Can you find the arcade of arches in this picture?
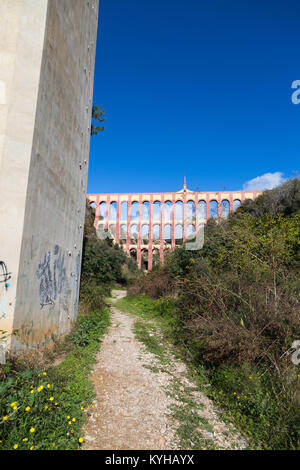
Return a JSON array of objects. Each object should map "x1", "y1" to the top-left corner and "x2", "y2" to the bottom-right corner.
[{"x1": 87, "y1": 179, "x2": 262, "y2": 270}]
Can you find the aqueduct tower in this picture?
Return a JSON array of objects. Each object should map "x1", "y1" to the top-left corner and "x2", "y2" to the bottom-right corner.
[{"x1": 87, "y1": 178, "x2": 262, "y2": 269}]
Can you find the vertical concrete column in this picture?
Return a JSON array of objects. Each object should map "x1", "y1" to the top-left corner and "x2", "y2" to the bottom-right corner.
[
  {"x1": 160, "y1": 194, "x2": 164, "y2": 264},
  {"x1": 171, "y1": 193, "x2": 175, "y2": 249},
  {"x1": 116, "y1": 195, "x2": 120, "y2": 244},
  {"x1": 206, "y1": 193, "x2": 210, "y2": 220},
  {"x1": 126, "y1": 195, "x2": 132, "y2": 255},
  {"x1": 148, "y1": 195, "x2": 153, "y2": 270}
]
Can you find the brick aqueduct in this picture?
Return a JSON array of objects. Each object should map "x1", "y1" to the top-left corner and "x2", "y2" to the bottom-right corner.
[{"x1": 87, "y1": 178, "x2": 262, "y2": 270}]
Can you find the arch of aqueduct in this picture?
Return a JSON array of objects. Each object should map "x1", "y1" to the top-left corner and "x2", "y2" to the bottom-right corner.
[{"x1": 87, "y1": 178, "x2": 262, "y2": 270}]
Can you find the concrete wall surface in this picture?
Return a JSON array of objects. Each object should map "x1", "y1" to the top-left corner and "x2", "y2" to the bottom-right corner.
[{"x1": 0, "y1": 0, "x2": 99, "y2": 359}]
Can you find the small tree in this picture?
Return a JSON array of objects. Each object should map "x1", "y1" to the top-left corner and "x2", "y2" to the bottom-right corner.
[{"x1": 91, "y1": 105, "x2": 106, "y2": 135}]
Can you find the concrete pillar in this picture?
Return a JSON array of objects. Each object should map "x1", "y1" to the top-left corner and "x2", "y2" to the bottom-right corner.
[{"x1": 0, "y1": 0, "x2": 99, "y2": 359}]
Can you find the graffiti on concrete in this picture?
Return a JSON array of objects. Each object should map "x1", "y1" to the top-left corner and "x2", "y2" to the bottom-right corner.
[
  {"x1": 0, "y1": 261, "x2": 11, "y2": 320},
  {"x1": 0, "y1": 261, "x2": 11, "y2": 289},
  {"x1": 36, "y1": 246, "x2": 66, "y2": 308},
  {"x1": 0, "y1": 298, "x2": 8, "y2": 320}
]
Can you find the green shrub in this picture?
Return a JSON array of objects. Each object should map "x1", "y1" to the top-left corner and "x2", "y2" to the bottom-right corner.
[
  {"x1": 0, "y1": 306, "x2": 109, "y2": 450},
  {"x1": 128, "y1": 179, "x2": 300, "y2": 449}
]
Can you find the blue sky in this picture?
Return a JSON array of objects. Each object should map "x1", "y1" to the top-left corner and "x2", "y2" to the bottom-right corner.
[{"x1": 87, "y1": 0, "x2": 300, "y2": 194}]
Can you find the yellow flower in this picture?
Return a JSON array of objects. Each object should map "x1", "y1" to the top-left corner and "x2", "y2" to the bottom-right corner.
[
  {"x1": 13, "y1": 406, "x2": 17, "y2": 410},
  {"x1": 45, "y1": 405, "x2": 48, "y2": 410},
  {"x1": 233, "y1": 392, "x2": 236, "y2": 395},
  {"x1": 47, "y1": 384, "x2": 51, "y2": 389},
  {"x1": 30, "y1": 446, "x2": 35, "y2": 450},
  {"x1": 67, "y1": 416, "x2": 70, "y2": 419},
  {"x1": 78, "y1": 437, "x2": 84, "y2": 443},
  {"x1": 29, "y1": 427, "x2": 35, "y2": 433},
  {"x1": 25, "y1": 406, "x2": 30, "y2": 412},
  {"x1": 38, "y1": 374, "x2": 40, "y2": 377},
  {"x1": 72, "y1": 418, "x2": 76, "y2": 422},
  {"x1": 71, "y1": 430, "x2": 74, "y2": 434},
  {"x1": 55, "y1": 402, "x2": 58, "y2": 406},
  {"x1": 80, "y1": 407, "x2": 84, "y2": 410},
  {"x1": 43, "y1": 372, "x2": 47, "y2": 376},
  {"x1": 13, "y1": 444, "x2": 18, "y2": 450},
  {"x1": 248, "y1": 376, "x2": 252, "y2": 380},
  {"x1": 91, "y1": 405, "x2": 95, "y2": 408},
  {"x1": 30, "y1": 385, "x2": 33, "y2": 389},
  {"x1": 2, "y1": 416, "x2": 8, "y2": 421},
  {"x1": 30, "y1": 390, "x2": 34, "y2": 394},
  {"x1": 22, "y1": 438, "x2": 28, "y2": 442},
  {"x1": 10, "y1": 402, "x2": 17, "y2": 407},
  {"x1": 68, "y1": 421, "x2": 72, "y2": 425},
  {"x1": 49, "y1": 397, "x2": 54, "y2": 402},
  {"x1": 37, "y1": 385, "x2": 44, "y2": 392}
]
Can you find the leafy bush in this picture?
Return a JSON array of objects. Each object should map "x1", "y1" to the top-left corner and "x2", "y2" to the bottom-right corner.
[
  {"x1": 129, "y1": 179, "x2": 300, "y2": 449},
  {"x1": 81, "y1": 202, "x2": 138, "y2": 290},
  {"x1": 0, "y1": 307, "x2": 109, "y2": 450}
]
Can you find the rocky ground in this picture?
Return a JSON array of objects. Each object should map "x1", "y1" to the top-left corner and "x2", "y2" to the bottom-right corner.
[{"x1": 82, "y1": 290, "x2": 248, "y2": 450}]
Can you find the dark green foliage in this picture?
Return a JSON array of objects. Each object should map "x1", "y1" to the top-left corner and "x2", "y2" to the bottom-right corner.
[
  {"x1": 80, "y1": 202, "x2": 138, "y2": 297},
  {"x1": 237, "y1": 178, "x2": 300, "y2": 217},
  {"x1": 129, "y1": 178, "x2": 300, "y2": 449},
  {"x1": 90, "y1": 105, "x2": 106, "y2": 135}
]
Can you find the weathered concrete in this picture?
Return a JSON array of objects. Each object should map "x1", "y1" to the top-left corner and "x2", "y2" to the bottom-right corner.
[{"x1": 0, "y1": 0, "x2": 99, "y2": 360}]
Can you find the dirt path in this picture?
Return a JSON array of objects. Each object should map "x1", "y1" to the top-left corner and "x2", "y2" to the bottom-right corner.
[{"x1": 82, "y1": 290, "x2": 248, "y2": 450}]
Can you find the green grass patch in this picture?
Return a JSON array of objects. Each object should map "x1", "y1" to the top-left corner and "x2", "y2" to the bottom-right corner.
[
  {"x1": 133, "y1": 321, "x2": 165, "y2": 359},
  {"x1": 205, "y1": 364, "x2": 300, "y2": 450},
  {"x1": 116, "y1": 294, "x2": 179, "y2": 338},
  {"x1": 0, "y1": 306, "x2": 109, "y2": 450}
]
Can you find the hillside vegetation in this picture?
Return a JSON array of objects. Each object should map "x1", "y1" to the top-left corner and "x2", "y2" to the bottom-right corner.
[
  {"x1": 128, "y1": 179, "x2": 300, "y2": 449},
  {"x1": 80, "y1": 202, "x2": 138, "y2": 310}
]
